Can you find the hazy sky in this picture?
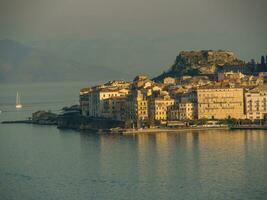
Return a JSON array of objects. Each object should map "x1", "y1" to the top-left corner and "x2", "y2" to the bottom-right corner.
[
  {"x1": 0, "y1": 0, "x2": 267, "y2": 76},
  {"x1": 0, "y1": 0, "x2": 266, "y2": 41}
]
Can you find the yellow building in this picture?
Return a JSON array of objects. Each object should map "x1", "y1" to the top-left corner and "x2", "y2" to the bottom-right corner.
[
  {"x1": 126, "y1": 90, "x2": 148, "y2": 128},
  {"x1": 245, "y1": 85, "x2": 267, "y2": 120},
  {"x1": 149, "y1": 92, "x2": 175, "y2": 123},
  {"x1": 197, "y1": 87, "x2": 244, "y2": 119},
  {"x1": 168, "y1": 90, "x2": 197, "y2": 120},
  {"x1": 169, "y1": 102, "x2": 196, "y2": 120},
  {"x1": 178, "y1": 102, "x2": 196, "y2": 120}
]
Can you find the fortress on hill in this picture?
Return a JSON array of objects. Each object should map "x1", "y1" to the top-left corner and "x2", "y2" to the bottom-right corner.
[{"x1": 154, "y1": 50, "x2": 255, "y2": 81}]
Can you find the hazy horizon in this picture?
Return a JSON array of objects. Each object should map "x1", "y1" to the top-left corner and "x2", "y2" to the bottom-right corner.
[{"x1": 0, "y1": 0, "x2": 267, "y2": 80}]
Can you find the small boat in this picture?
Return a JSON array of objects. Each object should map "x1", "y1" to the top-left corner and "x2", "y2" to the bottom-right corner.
[{"x1": 16, "y1": 92, "x2": 22, "y2": 109}]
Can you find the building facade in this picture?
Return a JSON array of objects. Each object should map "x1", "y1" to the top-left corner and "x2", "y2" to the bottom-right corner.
[
  {"x1": 245, "y1": 86, "x2": 267, "y2": 120},
  {"x1": 148, "y1": 92, "x2": 175, "y2": 123},
  {"x1": 197, "y1": 87, "x2": 245, "y2": 119},
  {"x1": 178, "y1": 102, "x2": 197, "y2": 120},
  {"x1": 102, "y1": 96, "x2": 127, "y2": 121},
  {"x1": 169, "y1": 102, "x2": 197, "y2": 120},
  {"x1": 163, "y1": 77, "x2": 176, "y2": 85},
  {"x1": 79, "y1": 87, "x2": 91, "y2": 116},
  {"x1": 126, "y1": 90, "x2": 148, "y2": 128},
  {"x1": 88, "y1": 88, "x2": 129, "y2": 118}
]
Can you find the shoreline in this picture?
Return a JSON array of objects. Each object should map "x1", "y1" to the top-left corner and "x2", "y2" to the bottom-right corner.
[
  {"x1": 3, "y1": 119, "x2": 267, "y2": 134},
  {"x1": 1, "y1": 120, "x2": 32, "y2": 124},
  {"x1": 1, "y1": 119, "x2": 57, "y2": 126},
  {"x1": 112, "y1": 126, "x2": 230, "y2": 134}
]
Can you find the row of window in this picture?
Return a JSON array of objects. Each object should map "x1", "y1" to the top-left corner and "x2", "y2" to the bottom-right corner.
[
  {"x1": 155, "y1": 112, "x2": 167, "y2": 115},
  {"x1": 102, "y1": 93, "x2": 124, "y2": 98},
  {"x1": 139, "y1": 102, "x2": 147, "y2": 106}
]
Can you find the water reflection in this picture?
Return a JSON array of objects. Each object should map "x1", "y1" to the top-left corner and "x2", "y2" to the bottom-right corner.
[
  {"x1": 2, "y1": 82, "x2": 265, "y2": 199},
  {"x1": 75, "y1": 130, "x2": 267, "y2": 199},
  {"x1": 4, "y1": 126, "x2": 263, "y2": 200}
]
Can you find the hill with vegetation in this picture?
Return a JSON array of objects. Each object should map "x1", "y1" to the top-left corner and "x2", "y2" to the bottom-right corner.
[{"x1": 154, "y1": 50, "x2": 247, "y2": 81}]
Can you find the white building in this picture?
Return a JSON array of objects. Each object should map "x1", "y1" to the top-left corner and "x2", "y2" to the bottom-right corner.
[
  {"x1": 245, "y1": 85, "x2": 267, "y2": 120},
  {"x1": 79, "y1": 87, "x2": 91, "y2": 116},
  {"x1": 88, "y1": 88, "x2": 129, "y2": 118}
]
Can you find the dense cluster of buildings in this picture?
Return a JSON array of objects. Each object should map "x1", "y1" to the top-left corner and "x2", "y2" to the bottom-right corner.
[{"x1": 80, "y1": 72, "x2": 267, "y2": 128}]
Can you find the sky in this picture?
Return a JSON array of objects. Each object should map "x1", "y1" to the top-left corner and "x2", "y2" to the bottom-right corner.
[
  {"x1": 0, "y1": 0, "x2": 266, "y2": 40},
  {"x1": 0, "y1": 0, "x2": 267, "y2": 75}
]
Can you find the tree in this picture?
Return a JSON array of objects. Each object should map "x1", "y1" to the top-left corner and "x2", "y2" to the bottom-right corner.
[
  {"x1": 249, "y1": 59, "x2": 257, "y2": 73},
  {"x1": 261, "y1": 55, "x2": 265, "y2": 66},
  {"x1": 260, "y1": 56, "x2": 265, "y2": 71}
]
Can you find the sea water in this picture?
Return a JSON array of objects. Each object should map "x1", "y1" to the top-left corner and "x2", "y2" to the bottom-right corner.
[{"x1": 0, "y1": 82, "x2": 266, "y2": 200}]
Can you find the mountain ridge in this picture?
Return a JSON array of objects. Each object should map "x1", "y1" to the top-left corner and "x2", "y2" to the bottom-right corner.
[{"x1": 0, "y1": 39, "x2": 130, "y2": 83}]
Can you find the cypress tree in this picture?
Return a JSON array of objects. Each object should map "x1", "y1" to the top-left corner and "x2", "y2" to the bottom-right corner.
[
  {"x1": 261, "y1": 55, "x2": 265, "y2": 66},
  {"x1": 251, "y1": 59, "x2": 256, "y2": 65},
  {"x1": 260, "y1": 56, "x2": 265, "y2": 71},
  {"x1": 250, "y1": 59, "x2": 257, "y2": 73}
]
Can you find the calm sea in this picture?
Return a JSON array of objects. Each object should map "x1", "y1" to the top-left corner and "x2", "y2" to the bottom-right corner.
[{"x1": 0, "y1": 82, "x2": 266, "y2": 200}]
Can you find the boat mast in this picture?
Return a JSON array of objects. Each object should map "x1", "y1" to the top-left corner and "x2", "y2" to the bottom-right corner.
[{"x1": 16, "y1": 92, "x2": 20, "y2": 105}]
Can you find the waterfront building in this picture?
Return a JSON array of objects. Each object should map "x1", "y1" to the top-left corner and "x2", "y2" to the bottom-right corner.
[
  {"x1": 168, "y1": 103, "x2": 180, "y2": 120},
  {"x1": 126, "y1": 89, "x2": 148, "y2": 128},
  {"x1": 197, "y1": 87, "x2": 245, "y2": 119},
  {"x1": 102, "y1": 96, "x2": 127, "y2": 121},
  {"x1": 178, "y1": 102, "x2": 197, "y2": 120},
  {"x1": 245, "y1": 85, "x2": 267, "y2": 120},
  {"x1": 79, "y1": 87, "x2": 91, "y2": 116},
  {"x1": 148, "y1": 91, "x2": 175, "y2": 124},
  {"x1": 169, "y1": 90, "x2": 197, "y2": 120},
  {"x1": 88, "y1": 87, "x2": 129, "y2": 118},
  {"x1": 169, "y1": 101, "x2": 197, "y2": 121}
]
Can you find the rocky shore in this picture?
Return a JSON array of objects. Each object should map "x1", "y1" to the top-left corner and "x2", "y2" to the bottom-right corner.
[{"x1": 1, "y1": 106, "x2": 125, "y2": 132}]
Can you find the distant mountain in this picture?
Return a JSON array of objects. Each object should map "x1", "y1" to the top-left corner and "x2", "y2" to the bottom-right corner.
[
  {"x1": 28, "y1": 33, "x2": 267, "y2": 78},
  {"x1": 0, "y1": 39, "x2": 130, "y2": 83},
  {"x1": 29, "y1": 38, "x2": 175, "y2": 77}
]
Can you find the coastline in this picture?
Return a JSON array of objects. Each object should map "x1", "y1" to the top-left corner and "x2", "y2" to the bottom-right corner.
[
  {"x1": 115, "y1": 126, "x2": 230, "y2": 134},
  {"x1": 1, "y1": 119, "x2": 229, "y2": 133},
  {"x1": 1, "y1": 119, "x2": 57, "y2": 125},
  {"x1": 3, "y1": 118, "x2": 267, "y2": 134}
]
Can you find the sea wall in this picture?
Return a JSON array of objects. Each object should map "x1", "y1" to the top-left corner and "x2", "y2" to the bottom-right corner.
[{"x1": 57, "y1": 114, "x2": 124, "y2": 130}]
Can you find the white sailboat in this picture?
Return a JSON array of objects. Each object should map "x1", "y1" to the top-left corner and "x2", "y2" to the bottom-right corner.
[{"x1": 16, "y1": 92, "x2": 22, "y2": 109}]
